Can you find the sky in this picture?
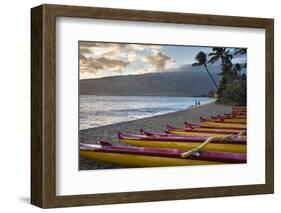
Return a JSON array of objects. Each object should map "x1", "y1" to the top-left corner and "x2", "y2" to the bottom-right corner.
[{"x1": 79, "y1": 42, "x2": 246, "y2": 79}]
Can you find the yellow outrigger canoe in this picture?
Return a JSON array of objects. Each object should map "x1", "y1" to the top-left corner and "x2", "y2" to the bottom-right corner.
[
  {"x1": 165, "y1": 125, "x2": 247, "y2": 137},
  {"x1": 185, "y1": 122, "x2": 247, "y2": 131},
  {"x1": 215, "y1": 118, "x2": 246, "y2": 123},
  {"x1": 167, "y1": 130, "x2": 246, "y2": 137},
  {"x1": 80, "y1": 142, "x2": 246, "y2": 167},
  {"x1": 167, "y1": 130, "x2": 236, "y2": 137},
  {"x1": 201, "y1": 121, "x2": 247, "y2": 128},
  {"x1": 118, "y1": 132, "x2": 247, "y2": 154},
  {"x1": 80, "y1": 149, "x2": 221, "y2": 167},
  {"x1": 211, "y1": 115, "x2": 246, "y2": 123}
]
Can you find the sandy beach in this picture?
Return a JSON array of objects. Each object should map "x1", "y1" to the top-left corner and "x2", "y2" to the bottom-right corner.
[{"x1": 79, "y1": 102, "x2": 233, "y2": 170}]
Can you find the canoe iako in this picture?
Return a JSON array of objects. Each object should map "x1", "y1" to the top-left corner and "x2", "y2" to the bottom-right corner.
[
  {"x1": 80, "y1": 142, "x2": 246, "y2": 167},
  {"x1": 118, "y1": 132, "x2": 246, "y2": 153}
]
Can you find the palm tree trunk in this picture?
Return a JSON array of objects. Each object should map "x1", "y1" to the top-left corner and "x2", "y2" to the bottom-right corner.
[{"x1": 204, "y1": 63, "x2": 218, "y2": 90}]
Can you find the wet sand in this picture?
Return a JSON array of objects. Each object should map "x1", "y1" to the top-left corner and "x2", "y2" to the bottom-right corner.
[{"x1": 79, "y1": 103, "x2": 232, "y2": 170}]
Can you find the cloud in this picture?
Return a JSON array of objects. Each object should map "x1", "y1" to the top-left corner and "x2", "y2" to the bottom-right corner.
[
  {"x1": 79, "y1": 42, "x2": 176, "y2": 79},
  {"x1": 80, "y1": 42, "x2": 126, "y2": 59},
  {"x1": 80, "y1": 55, "x2": 129, "y2": 74},
  {"x1": 144, "y1": 52, "x2": 175, "y2": 71},
  {"x1": 80, "y1": 48, "x2": 92, "y2": 55}
]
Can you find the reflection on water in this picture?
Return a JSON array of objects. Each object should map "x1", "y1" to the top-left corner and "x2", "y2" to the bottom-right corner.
[{"x1": 80, "y1": 96, "x2": 214, "y2": 130}]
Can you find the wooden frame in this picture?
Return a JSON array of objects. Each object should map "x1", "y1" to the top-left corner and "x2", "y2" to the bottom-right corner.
[{"x1": 31, "y1": 4, "x2": 274, "y2": 208}]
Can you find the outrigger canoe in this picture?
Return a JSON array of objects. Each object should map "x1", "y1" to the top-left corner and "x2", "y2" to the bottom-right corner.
[
  {"x1": 225, "y1": 112, "x2": 247, "y2": 116},
  {"x1": 210, "y1": 116, "x2": 246, "y2": 123},
  {"x1": 201, "y1": 121, "x2": 246, "y2": 128},
  {"x1": 200, "y1": 117, "x2": 246, "y2": 128},
  {"x1": 200, "y1": 117, "x2": 246, "y2": 125},
  {"x1": 185, "y1": 122, "x2": 247, "y2": 131},
  {"x1": 165, "y1": 125, "x2": 246, "y2": 137},
  {"x1": 141, "y1": 128, "x2": 238, "y2": 137},
  {"x1": 216, "y1": 115, "x2": 247, "y2": 119},
  {"x1": 118, "y1": 132, "x2": 246, "y2": 153},
  {"x1": 80, "y1": 142, "x2": 246, "y2": 167}
]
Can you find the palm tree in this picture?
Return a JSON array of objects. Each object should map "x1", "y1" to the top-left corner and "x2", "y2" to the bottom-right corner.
[
  {"x1": 208, "y1": 47, "x2": 234, "y2": 85},
  {"x1": 192, "y1": 51, "x2": 218, "y2": 90}
]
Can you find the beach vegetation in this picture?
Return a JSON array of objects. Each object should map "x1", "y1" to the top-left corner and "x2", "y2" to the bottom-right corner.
[{"x1": 193, "y1": 48, "x2": 247, "y2": 106}]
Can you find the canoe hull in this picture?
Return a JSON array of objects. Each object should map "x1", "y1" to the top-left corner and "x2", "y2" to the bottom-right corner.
[
  {"x1": 80, "y1": 150, "x2": 220, "y2": 167},
  {"x1": 120, "y1": 139, "x2": 247, "y2": 154}
]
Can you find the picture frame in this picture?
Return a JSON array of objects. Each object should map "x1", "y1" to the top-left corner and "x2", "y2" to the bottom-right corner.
[{"x1": 31, "y1": 4, "x2": 274, "y2": 208}]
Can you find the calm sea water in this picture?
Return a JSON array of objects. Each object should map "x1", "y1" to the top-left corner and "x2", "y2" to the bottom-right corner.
[{"x1": 79, "y1": 96, "x2": 215, "y2": 130}]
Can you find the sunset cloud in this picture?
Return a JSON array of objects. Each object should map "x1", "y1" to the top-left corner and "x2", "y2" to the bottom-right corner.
[{"x1": 79, "y1": 42, "x2": 176, "y2": 79}]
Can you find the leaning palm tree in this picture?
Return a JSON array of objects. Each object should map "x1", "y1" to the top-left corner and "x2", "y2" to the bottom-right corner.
[{"x1": 192, "y1": 51, "x2": 218, "y2": 89}]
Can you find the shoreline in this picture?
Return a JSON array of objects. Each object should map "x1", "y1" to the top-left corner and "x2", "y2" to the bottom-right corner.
[
  {"x1": 80, "y1": 94, "x2": 212, "y2": 97},
  {"x1": 80, "y1": 100, "x2": 214, "y2": 131},
  {"x1": 79, "y1": 102, "x2": 233, "y2": 170}
]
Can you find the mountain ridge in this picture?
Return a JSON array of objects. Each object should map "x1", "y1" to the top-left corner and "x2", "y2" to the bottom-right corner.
[{"x1": 79, "y1": 64, "x2": 221, "y2": 97}]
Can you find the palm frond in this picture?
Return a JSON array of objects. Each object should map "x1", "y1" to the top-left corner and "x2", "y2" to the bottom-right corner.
[
  {"x1": 208, "y1": 52, "x2": 217, "y2": 56},
  {"x1": 234, "y1": 48, "x2": 247, "y2": 55},
  {"x1": 208, "y1": 56, "x2": 219, "y2": 64}
]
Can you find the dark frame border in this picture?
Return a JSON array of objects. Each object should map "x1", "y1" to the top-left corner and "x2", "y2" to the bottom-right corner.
[{"x1": 31, "y1": 4, "x2": 274, "y2": 208}]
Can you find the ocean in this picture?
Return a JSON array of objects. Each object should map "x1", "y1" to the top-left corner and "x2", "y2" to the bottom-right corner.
[{"x1": 80, "y1": 95, "x2": 215, "y2": 130}]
